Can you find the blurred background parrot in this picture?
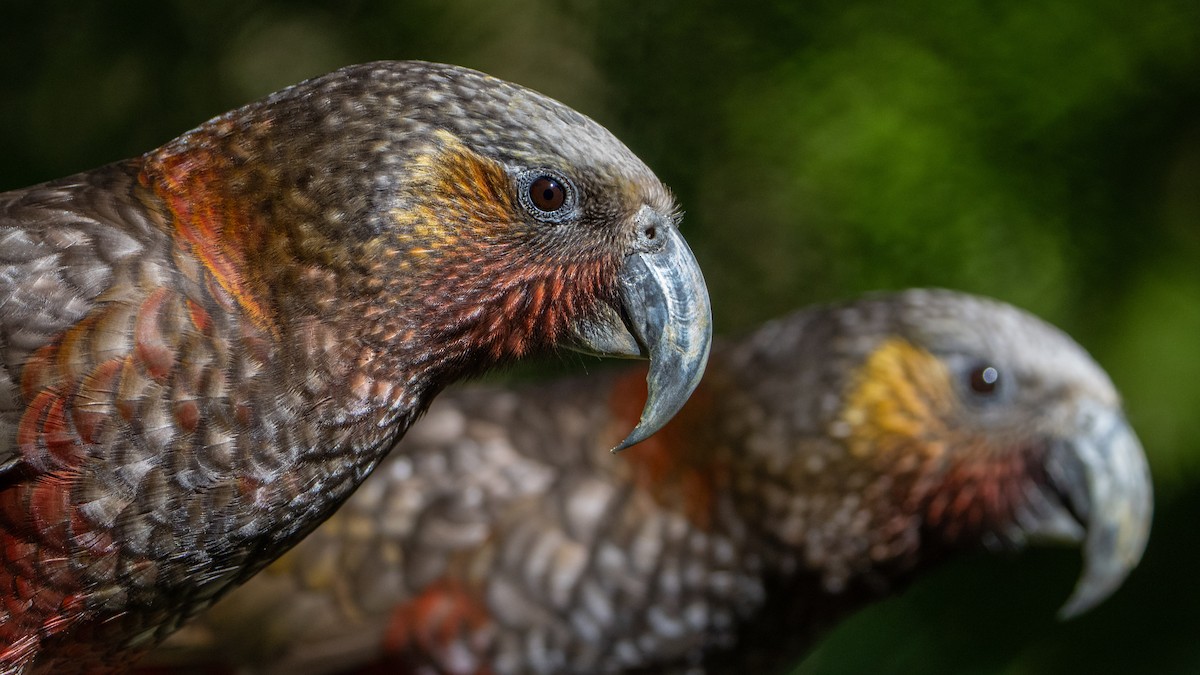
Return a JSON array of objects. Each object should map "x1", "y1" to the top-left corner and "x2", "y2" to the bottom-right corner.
[
  {"x1": 148, "y1": 289, "x2": 1151, "y2": 674},
  {"x1": 2, "y1": 0, "x2": 1197, "y2": 672},
  {"x1": 0, "y1": 61, "x2": 710, "y2": 672}
]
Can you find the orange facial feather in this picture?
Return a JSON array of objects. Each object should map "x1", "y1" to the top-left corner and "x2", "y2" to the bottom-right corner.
[{"x1": 143, "y1": 152, "x2": 276, "y2": 336}]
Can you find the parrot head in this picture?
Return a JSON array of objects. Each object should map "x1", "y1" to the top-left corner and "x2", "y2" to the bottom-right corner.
[{"x1": 142, "y1": 60, "x2": 711, "y2": 450}]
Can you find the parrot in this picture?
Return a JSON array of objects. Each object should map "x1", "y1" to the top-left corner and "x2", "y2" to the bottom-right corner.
[
  {"x1": 147, "y1": 288, "x2": 1152, "y2": 674},
  {"x1": 0, "y1": 60, "x2": 712, "y2": 673}
]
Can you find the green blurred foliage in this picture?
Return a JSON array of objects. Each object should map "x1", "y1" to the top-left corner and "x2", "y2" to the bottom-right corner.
[{"x1": 1, "y1": 0, "x2": 1198, "y2": 672}]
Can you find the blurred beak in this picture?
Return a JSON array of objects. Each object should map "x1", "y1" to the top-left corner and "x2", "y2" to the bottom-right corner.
[
  {"x1": 1021, "y1": 402, "x2": 1153, "y2": 618},
  {"x1": 569, "y1": 207, "x2": 712, "y2": 451}
]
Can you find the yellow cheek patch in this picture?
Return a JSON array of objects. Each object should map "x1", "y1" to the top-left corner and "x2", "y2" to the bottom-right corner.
[
  {"x1": 839, "y1": 338, "x2": 956, "y2": 461},
  {"x1": 396, "y1": 130, "x2": 519, "y2": 250}
]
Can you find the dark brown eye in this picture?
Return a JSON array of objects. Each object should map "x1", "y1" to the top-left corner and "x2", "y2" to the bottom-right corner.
[
  {"x1": 969, "y1": 365, "x2": 1000, "y2": 395},
  {"x1": 528, "y1": 175, "x2": 566, "y2": 213},
  {"x1": 518, "y1": 169, "x2": 575, "y2": 223}
]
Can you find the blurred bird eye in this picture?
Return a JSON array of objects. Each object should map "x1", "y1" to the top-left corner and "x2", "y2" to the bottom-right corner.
[
  {"x1": 519, "y1": 170, "x2": 575, "y2": 222},
  {"x1": 969, "y1": 364, "x2": 1000, "y2": 395},
  {"x1": 529, "y1": 176, "x2": 566, "y2": 212}
]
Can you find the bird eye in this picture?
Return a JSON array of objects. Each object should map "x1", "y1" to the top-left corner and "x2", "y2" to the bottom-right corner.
[
  {"x1": 529, "y1": 176, "x2": 566, "y2": 212},
  {"x1": 969, "y1": 364, "x2": 1000, "y2": 395},
  {"x1": 518, "y1": 170, "x2": 575, "y2": 222}
]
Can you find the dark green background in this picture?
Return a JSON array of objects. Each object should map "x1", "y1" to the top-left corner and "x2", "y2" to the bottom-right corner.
[{"x1": 2, "y1": 2, "x2": 1197, "y2": 672}]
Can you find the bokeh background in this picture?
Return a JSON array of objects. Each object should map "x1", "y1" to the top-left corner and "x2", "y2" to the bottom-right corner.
[{"x1": 2, "y1": 1, "x2": 1197, "y2": 672}]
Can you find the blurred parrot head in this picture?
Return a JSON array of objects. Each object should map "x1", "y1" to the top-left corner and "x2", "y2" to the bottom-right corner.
[{"x1": 717, "y1": 288, "x2": 1151, "y2": 617}]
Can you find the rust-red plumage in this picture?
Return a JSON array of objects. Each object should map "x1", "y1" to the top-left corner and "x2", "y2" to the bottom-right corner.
[
  {"x1": 145, "y1": 138, "x2": 276, "y2": 336},
  {"x1": 380, "y1": 580, "x2": 493, "y2": 672},
  {"x1": 610, "y1": 367, "x2": 724, "y2": 530}
]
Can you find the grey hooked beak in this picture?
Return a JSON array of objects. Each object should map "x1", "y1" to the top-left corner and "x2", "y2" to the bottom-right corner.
[
  {"x1": 1021, "y1": 403, "x2": 1153, "y2": 618},
  {"x1": 570, "y1": 206, "x2": 712, "y2": 451}
]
